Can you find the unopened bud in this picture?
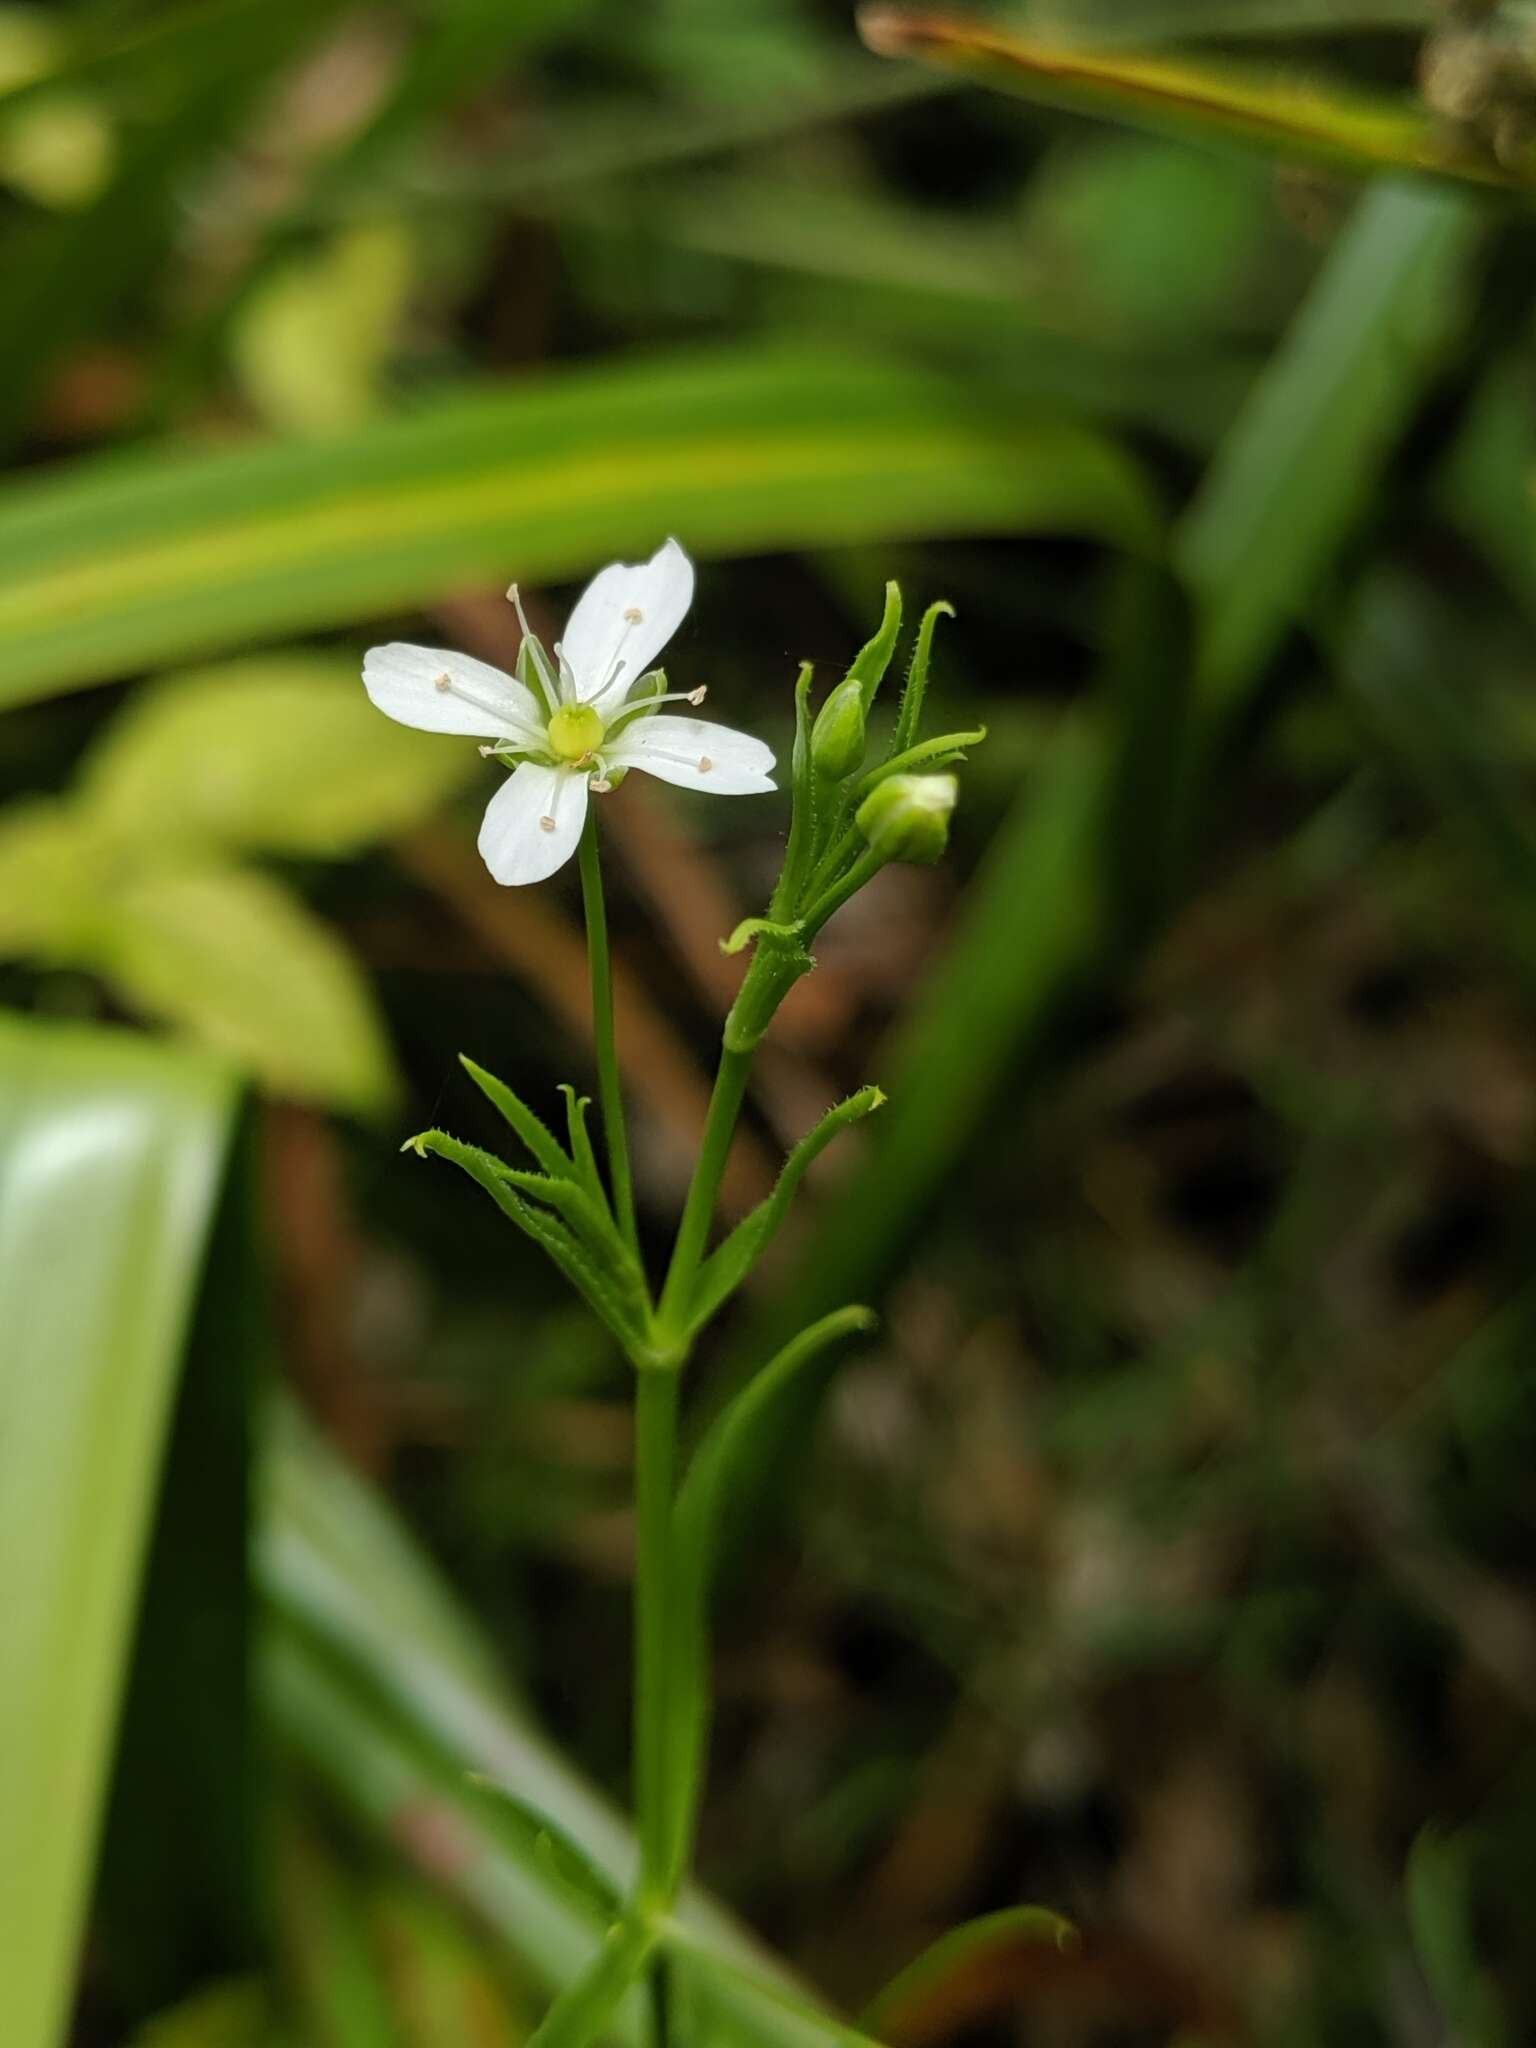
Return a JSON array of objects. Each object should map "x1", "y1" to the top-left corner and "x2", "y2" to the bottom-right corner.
[
  {"x1": 810, "y1": 676, "x2": 867, "y2": 780},
  {"x1": 855, "y1": 772, "x2": 957, "y2": 865}
]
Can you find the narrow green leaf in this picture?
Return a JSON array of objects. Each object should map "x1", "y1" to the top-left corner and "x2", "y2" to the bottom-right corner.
[
  {"x1": 890, "y1": 598, "x2": 954, "y2": 758},
  {"x1": 663, "y1": 1307, "x2": 878, "y2": 1890},
  {"x1": 0, "y1": 347, "x2": 1158, "y2": 709},
  {"x1": 459, "y1": 1055, "x2": 573, "y2": 1180},
  {"x1": 858, "y1": 10, "x2": 1529, "y2": 190},
  {"x1": 463, "y1": 1781, "x2": 624, "y2": 1924},
  {"x1": 0, "y1": 1017, "x2": 236, "y2": 2048},
  {"x1": 859, "y1": 1904, "x2": 1078, "y2": 2040},
  {"x1": 686, "y1": 1087, "x2": 886, "y2": 1334},
  {"x1": 104, "y1": 861, "x2": 396, "y2": 1116},
  {"x1": 525, "y1": 1918, "x2": 655, "y2": 2048},
  {"x1": 769, "y1": 661, "x2": 817, "y2": 922},
  {"x1": 408, "y1": 1130, "x2": 649, "y2": 1347},
  {"x1": 558, "y1": 1084, "x2": 613, "y2": 1226}
]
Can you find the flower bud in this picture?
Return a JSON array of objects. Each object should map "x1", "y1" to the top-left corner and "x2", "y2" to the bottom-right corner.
[
  {"x1": 855, "y1": 772, "x2": 957, "y2": 865},
  {"x1": 810, "y1": 676, "x2": 867, "y2": 780}
]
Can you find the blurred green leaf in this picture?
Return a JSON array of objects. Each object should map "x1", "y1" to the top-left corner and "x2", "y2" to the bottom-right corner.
[
  {"x1": 0, "y1": 346, "x2": 1158, "y2": 708},
  {"x1": 858, "y1": 9, "x2": 1528, "y2": 188},
  {"x1": 279, "y1": 1825, "x2": 401, "y2": 2048},
  {"x1": 463, "y1": 1780, "x2": 625, "y2": 1923},
  {"x1": 126, "y1": 1979, "x2": 281, "y2": 2048},
  {"x1": 81, "y1": 655, "x2": 471, "y2": 857},
  {"x1": 860, "y1": 1905, "x2": 1078, "y2": 2041},
  {"x1": 0, "y1": 797, "x2": 102, "y2": 952},
  {"x1": 369, "y1": 1882, "x2": 531, "y2": 2048},
  {"x1": 1178, "y1": 179, "x2": 1477, "y2": 709},
  {"x1": 0, "y1": 1016, "x2": 236, "y2": 2048},
  {"x1": 0, "y1": 0, "x2": 354, "y2": 451},
  {"x1": 1019, "y1": 0, "x2": 1433, "y2": 40},
  {"x1": 1405, "y1": 1825, "x2": 1508, "y2": 2046},
  {"x1": 105, "y1": 863, "x2": 396, "y2": 1114},
  {"x1": 232, "y1": 225, "x2": 416, "y2": 436}
]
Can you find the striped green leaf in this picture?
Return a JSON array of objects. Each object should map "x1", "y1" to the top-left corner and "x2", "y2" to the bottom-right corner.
[{"x1": 0, "y1": 346, "x2": 1157, "y2": 709}]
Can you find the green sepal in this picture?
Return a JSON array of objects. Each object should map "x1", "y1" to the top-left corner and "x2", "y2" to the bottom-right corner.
[
  {"x1": 683, "y1": 1086, "x2": 885, "y2": 1335},
  {"x1": 768, "y1": 661, "x2": 816, "y2": 922},
  {"x1": 661, "y1": 1306, "x2": 877, "y2": 1890},
  {"x1": 889, "y1": 598, "x2": 955, "y2": 758},
  {"x1": 845, "y1": 579, "x2": 903, "y2": 714},
  {"x1": 404, "y1": 1129, "x2": 649, "y2": 1348},
  {"x1": 459, "y1": 1054, "x2": 570, "y2": 1180},
  {"x1": 810, "y1": 675, "x2": 867, "y2": 782},
  {"x1": 859, "y1": 726, "x2": 986, "y2": 793}
]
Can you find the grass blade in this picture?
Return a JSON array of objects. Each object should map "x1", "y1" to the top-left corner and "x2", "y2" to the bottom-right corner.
[
  {"x1": 0, "y1": 1018, "x2": 236, "y2": 2048},
  {"x1": 858, "y1": 10, "x2": 1527, "y2": 190},
  {"x1": 0, "y1": 346, "x2": 1156, "y2": 708}
]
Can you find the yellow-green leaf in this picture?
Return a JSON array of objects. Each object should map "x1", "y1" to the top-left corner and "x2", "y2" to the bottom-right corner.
[
  {"x1": 81, "y1": 654, "x2": 473, "y2": 857},
  {"x1": 0, "y1": 346, "x2": 1159, "y2": 709},
  {"x1": 232, "y1": 223, "x2": 414, "y2": 437},
  {"x1": 105, "y1": 862, "x2": 395, "y2": 1114},
  {"x1": 0, "y1": 797, "x2": 105, "y2": 954}
]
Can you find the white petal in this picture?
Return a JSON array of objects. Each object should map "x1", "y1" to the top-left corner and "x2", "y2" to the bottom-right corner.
[
  {"x1": 561, "y1": 538, "x2": 694, "y2": 715},
  {"x1": 477, "y1": 761, "x2": 588, "y2": 885},
  {"x1": 364, "y1": 643, "x2": 543, "y2": 743},
  {"x1": 607, "y1": 715, "x2": 776, "y2": 796}
]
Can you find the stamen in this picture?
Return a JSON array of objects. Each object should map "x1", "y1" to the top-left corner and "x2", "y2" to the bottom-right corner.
[
  {"x1": 553, "y1": 641, "x2": 579, "y2": 704},
  {"x1": 433, "y1": 668, "x2": 533, "y2": 738},
  {"x1": 604, "y1": 684, "x2": 710, "y2": 734}
]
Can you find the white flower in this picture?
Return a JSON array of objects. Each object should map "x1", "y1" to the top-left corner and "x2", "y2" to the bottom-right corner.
[{"x1": 363, "y1": 538, "x2": 776, "y2": 885}]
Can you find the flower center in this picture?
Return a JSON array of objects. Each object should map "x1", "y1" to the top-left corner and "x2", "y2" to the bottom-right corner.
[{"x1": 546, "y1": 702, "x2": 605, "y2": 762}]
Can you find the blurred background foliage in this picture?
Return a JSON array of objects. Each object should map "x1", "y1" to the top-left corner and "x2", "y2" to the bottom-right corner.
[{"x1": 3, "y1": 1, "x2": 1536, "y2": 2045}]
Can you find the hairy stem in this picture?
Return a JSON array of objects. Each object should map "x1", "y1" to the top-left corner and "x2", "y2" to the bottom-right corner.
[{"x1": 657, "y1": 1046, "x2": 753, "y2": 1332}]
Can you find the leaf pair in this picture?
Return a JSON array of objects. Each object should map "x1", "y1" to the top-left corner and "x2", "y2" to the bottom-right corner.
[{"x1": 407, "y1": 1057, "x2": 651, "y2": 1355}]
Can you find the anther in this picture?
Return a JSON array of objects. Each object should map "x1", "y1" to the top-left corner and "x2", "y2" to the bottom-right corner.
[
  {"x1": 687, "y1": 685, "x2": 707, "y2": 705},
  {"x1": 698, "y1": 756, "x2": 713, "y2": 773},
  {"x1": 590, "y1": 776, "x2": 612, "y2": 794},
  {"x1": 434, "y1": 672, "x2": 453, "y2": 692},
  {"x1": 624, "y1": 605, "x2": 644, "y2": 623},
  {"x1": 538, "y1": 815, "x2": 557, "y2": 833}
]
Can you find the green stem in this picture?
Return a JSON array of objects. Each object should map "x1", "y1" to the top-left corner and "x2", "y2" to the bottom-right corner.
[
  {"x1": 657, "y1": 1046, "x2": 753, "y2": 1332},
  {"x1": 634, "y1": 1365, "x2": 680, "y2": 1907},
  {"x1": 577, "y1": 811, "x2": 637, "y2": 1247}
]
